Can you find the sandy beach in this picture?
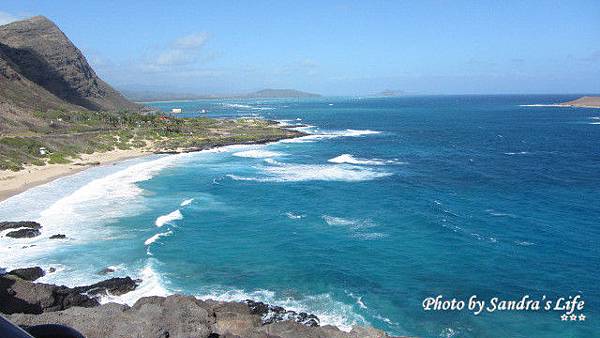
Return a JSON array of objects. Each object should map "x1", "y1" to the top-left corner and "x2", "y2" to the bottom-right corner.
[{"x1": 0, "y1": 148, "x2": 154, "y2": 202}]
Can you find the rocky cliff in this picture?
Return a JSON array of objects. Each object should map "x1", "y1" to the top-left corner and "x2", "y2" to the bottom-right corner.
[
  {"x1": 0, "y1": 16, "x2": 139, "y2": 131},
  {"x1": 1, "y1": 271, "x2": 394, "y2": 338}
]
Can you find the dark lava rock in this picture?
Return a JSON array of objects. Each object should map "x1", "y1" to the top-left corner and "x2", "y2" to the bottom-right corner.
[
  {"x1": 3, "y1": 286, "x2": 390, "y2": 337},
  {"x1": 49, "y1": 234, "x2": 66, "y2": 239},
  {"x1": 0, "y1": 221, "x2": 41, "y2": 232},
  {"x1": 6, "y1": 228, "x2": 41, "y2": 238},
  {"x1": 72, "y1": 277, "x2": 138, "y2": 297},
  {"x1": 48, "y1": 267, "x2": 56, "y2": 273},
  {"x1": 245, "y1": 299, "x2": 321, "y2": 327},
  {"x1": 8, "y1": 295, "x2": 212, "y2": 338},
  {"x1": 8, "y1": 267, "x2": 45, "y2": 281},
  {"x1": 0, "y1": 274, "x2": 99, "y2": 314},
  {"x1": 97, "y1": 267, "x2": 115, "y2": 275}
]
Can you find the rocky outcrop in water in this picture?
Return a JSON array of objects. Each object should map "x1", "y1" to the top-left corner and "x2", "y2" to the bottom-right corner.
[
  {"x1": 49, "y1": 234, "x2": 66, "y2": 239},
  {"x1": 97, "y1": 267, "x2": 115, "y2": 275},
  {"x1": 246, "y1": 300, "x2": 320, "y2": 327},
  {"x1": 0, "y1": 274, "x2": 139, "y2": 315},
  {"x1": 0, "y1": 221, "x2": 41, "y2": 232},
  {"x1": 71, "y1": 277, "x2": 138, "y2": 297},
  {"x1": 1, "y1": 221, "x2": 42, "y2": 238},
  {"x1": 0, "y1": 274, "x2": 99, "y2": 314},
  {"x1": 7, "y1": 267, "x2": 45, "y2": 281},
  {"x1": 5, "y1": 228, "x2": 41, "y2": 238}
]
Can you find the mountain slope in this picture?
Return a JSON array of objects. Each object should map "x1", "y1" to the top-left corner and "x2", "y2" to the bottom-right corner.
[{"x1": 0, "y1": 16, "x2": 139, "y2": 119}]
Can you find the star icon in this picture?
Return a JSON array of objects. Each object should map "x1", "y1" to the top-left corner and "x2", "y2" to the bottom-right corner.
[
  {"x1": 561, "y1": 314, "x2": 568, "y2": 321},
  {"x1": 579, "y1": 314, "x2": 586, "y2": 321},
  {"x1": 570, "y1": 314, "x2": 577, "y2": 321}
]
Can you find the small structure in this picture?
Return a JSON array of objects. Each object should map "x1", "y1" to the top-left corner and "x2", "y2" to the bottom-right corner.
[
  {"x1": 171, "y1": 108, "x2": 182, "y2": 113},
  {"x1": 39, "y1": 147, "x2": 47, "y2": 155}
]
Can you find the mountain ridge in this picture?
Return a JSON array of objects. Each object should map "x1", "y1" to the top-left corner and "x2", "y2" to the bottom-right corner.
[
  {"x1": 121, "y1": 88, "x2": 321, "y2": 102},
  {"x1": 0, "y1": 16, "x2": 139, "y2": 131}
]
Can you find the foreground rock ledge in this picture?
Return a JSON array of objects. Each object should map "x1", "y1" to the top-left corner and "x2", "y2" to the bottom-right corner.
[
  {"x1": 1, "y1": 274, "x2": 395, "y2": 338},
  {"x1": 10, "y1": 296, "x2": 389, "y2": 338}
]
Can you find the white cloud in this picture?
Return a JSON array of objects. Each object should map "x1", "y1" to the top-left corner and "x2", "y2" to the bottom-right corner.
[
  {"x1": 148, "y1": 32, "x2": 210, "y2": 68},
  {"x1": 0, "y1": 11, "x2": 20, "y2": 25},
  {"x1": 173, "y1": 32, "x2": 209, "y2": 49},
  {"x1": 156, "y1": 49, "x2": 188, "y2": 66}
]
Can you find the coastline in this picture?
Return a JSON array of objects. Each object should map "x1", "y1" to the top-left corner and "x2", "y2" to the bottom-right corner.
[
  {"x1": 0, "y1": 126, "x2": 305, "y2": 203},
  {"x1": 0, "y1": 126, "x2": 397, "y2": 337},
  {"x1": 1, "y1": 271, "x2": 392, "y2": 338},
  {"x1": 0, "y1": 148, "x2": 154, "y2": 203}
]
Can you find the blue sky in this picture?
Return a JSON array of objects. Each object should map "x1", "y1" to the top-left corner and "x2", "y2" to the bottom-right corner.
[{"x1": 1, "y1": 1, "x2": 599, "y2": 95}]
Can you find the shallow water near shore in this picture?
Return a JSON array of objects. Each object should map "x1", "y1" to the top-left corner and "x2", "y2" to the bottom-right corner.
[{"x1": 1, "y1": 95, "x2": 599, "y2": 337}]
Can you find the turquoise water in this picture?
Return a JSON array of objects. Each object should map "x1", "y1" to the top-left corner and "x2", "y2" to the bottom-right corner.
[{"x1": 1, "y1": 95, "x2": 599, "y2": 337}]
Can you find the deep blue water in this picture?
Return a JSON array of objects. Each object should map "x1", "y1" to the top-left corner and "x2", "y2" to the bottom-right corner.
[{"x1": 1, "y1": 95, "x2": 599, "y2": 337}]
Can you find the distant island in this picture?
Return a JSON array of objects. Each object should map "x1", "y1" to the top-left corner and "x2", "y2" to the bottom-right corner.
[
  {"x1": 378, "y1": 89, "x2": 407, "y2": 97},
  {"x1": 559, "y1": 96, "x2": 600, "y2": 108},
  {"x1": 244, "y1": 88, "x2": 320, "y2": 98},
  {"x1": 123, "y1": 88, "x2": 320, "y2": 102}
]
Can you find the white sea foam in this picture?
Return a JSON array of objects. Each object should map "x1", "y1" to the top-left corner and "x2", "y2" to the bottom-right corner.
[
  {"x1": 195, "y1": 288, "x2": 367, "y2": 331},
  {"x1": 222, "y1": 103, "x2": 253, "y2": 109},
  {"x1": 519, "y1": 104, "x2": 565, "y2": 107},
  {"x1": 233, "y1": 150, "x2": 287, "y2": 158},
  {"x1": 144, "y1": 230, "x2": 173, "y2": 246},
  {"x1": 328, "y1": 154, "x2": 403, "y2": 166},
  {"x1": 373, "y1": 314, "x2": 400, "y2": 327},
  {"x1": 515, "y1": 240, "x2": 535, "y2": 246},
  {"x1": 228, "y1": 163, "x2": 391, "y2": 182},
  {"x1": 0, "y1": 154, "x2": 193, "y2": 268},
  {"x1": 222, "y1": 103, "x2": 274, "y2": 111},
  {"x1": 101, "y1": 260, "x2": 171, "y2": 306},
  {"x1": 486, "y1": 209, "x2": 516, "y2": 218},
  {"x1": 345, "y1": 291, "x2": 368, "y2": 309},
  {"x1": 280, "y1": 128, "x2": 381, "y2": 144},
  {"x1": 265, "y1": 164, "x2": 391, "y2": 182},
  {"x1": 504, "y1": 151, "x2": 530, "y2": 155},
  {"x1": 180, "y1": 198, "x2": 194, "y2": 207},
  {"x1": 155, "y1": 209, "x2": 183, "y2": 227},
  {"x1": 322, "y1": 216, "x2": 378, "y2": 229},
  {"x1": 285, "y1": 212, "x2": 305, "y2": 219},
  {"x1": 352, "y1": 232, "x2": 388, "y2": 240}
]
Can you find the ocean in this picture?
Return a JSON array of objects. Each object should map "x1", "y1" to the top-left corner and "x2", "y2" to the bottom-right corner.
[{"x1": 1, "y1": 95, "x2": 598, "y2": 337}]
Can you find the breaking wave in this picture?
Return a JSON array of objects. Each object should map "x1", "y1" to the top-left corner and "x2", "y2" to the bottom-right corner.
[
  {"x1": 144, "y1": 230, "x2": 173, "y2": 246},
  {"x1": 228, "y1": 163, "x2": 392, "y2": 183},
  {"x1": 233, "y1": 150, "x2": 287, "y2": 158},
  {"x1": 195, "y1": 288, "x2": 368, "y2": 331},
  {"x1": 322, "y1": 216, "x2": 378, "y2": 230},
  {"x1": 328, "y1": 154, "x2": 403, "y2": 166},
  {"x1": 155, "y1": 209, "x2": 183, "y2": 227},
  {"x1": 180, "y1": 198, "x2": 194, "y2": 207},
  {"x1": 285, "y1": 212, "x2": 305, "y2": 219}
]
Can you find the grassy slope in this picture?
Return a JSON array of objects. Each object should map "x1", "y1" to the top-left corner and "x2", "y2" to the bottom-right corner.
[{"x1": 0, "y1": 110, "x2": 301, "y2": 171}]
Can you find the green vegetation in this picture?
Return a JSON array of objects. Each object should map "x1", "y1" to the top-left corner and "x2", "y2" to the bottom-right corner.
[{"x1": 0, "y1": 111, "x2": 301, "y2": 171}]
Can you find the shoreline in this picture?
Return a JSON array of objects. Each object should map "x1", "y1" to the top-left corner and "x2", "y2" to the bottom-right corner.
[
  {"x1": 0, "y1": 148, "x2": 154, "y2": 203},
  {"x1": 0, "y1": 130, "x2": 305, "y2": 203}
]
